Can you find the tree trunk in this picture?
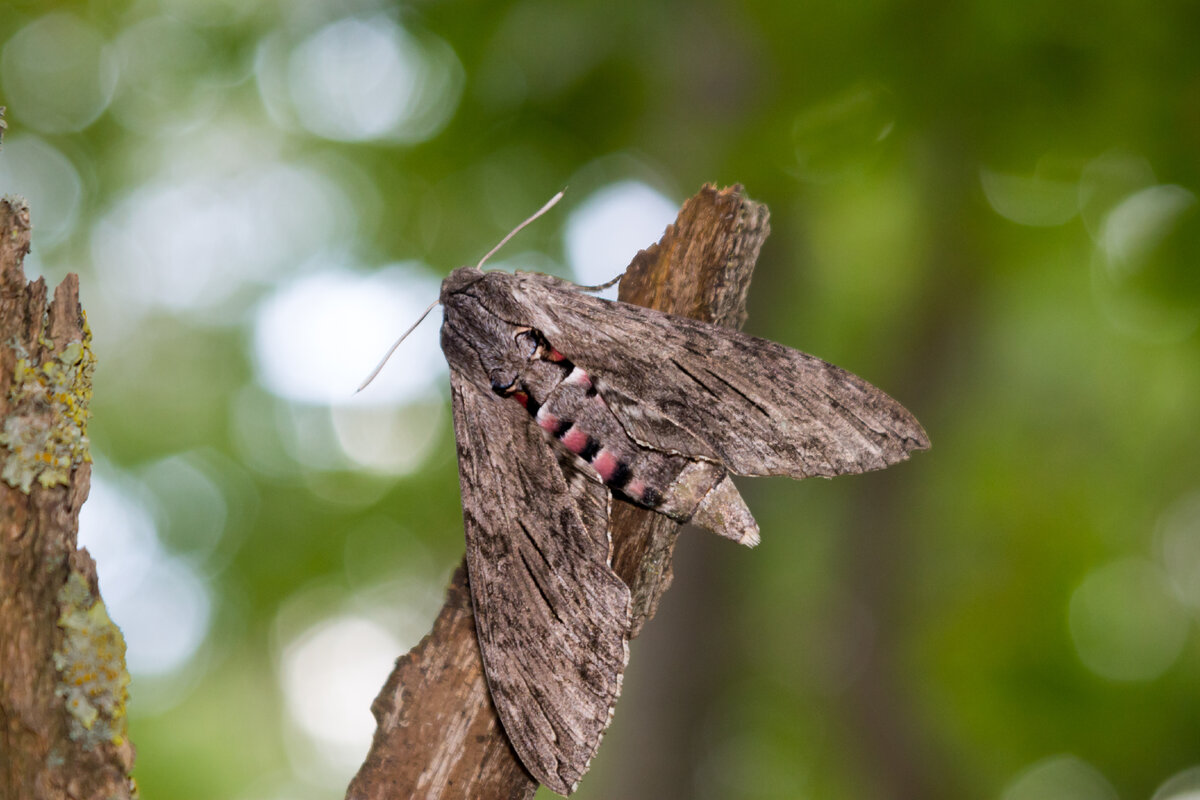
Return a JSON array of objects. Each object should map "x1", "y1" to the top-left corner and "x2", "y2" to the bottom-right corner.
[
  {"x1": 0, "y1": 197, "x2": 136, "y2": 800},
  {"x1": 346, "y1": 184, "x2": 770, "y2": 799}
]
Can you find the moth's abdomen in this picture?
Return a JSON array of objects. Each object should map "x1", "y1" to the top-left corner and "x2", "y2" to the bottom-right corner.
[
  {"x1": 532, "y1": 365, "x2": 661, "y2": 504},
  {"x1": 501, "y1": 342, "x2": 759, "y2": 546}
]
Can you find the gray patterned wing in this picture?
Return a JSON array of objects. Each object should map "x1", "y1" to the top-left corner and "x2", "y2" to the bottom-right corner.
[
  {"x1": 449, "y1": 368, "x2": 630, "y2": 795},
  {"x1": 481, "y1": 271, "x2": 930, "y2": 479}
]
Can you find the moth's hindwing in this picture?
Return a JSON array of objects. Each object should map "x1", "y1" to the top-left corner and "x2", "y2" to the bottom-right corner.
[{"x1": 448, "y1": 367, "x2": 630, "y2": 795}]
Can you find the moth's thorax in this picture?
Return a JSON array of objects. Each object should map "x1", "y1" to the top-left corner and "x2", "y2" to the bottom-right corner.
[{"x1": 441, "y1": 289, "x2": 539, "y2": 393}]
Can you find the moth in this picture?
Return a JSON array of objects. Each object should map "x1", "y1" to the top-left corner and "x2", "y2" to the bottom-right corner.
[{"x1": 365, "y1": 199, "x2": 929, "y2": 795}]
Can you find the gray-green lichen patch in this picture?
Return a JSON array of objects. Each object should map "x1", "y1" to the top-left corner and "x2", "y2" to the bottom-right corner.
[
  {"x1": 0, "y1": 316, "x2": 95, "y2": 492},
  {"x1": 54, "y1": 571, "x2": 131, "y2": 749}
]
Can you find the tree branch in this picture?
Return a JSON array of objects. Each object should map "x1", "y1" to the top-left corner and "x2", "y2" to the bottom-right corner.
[
  {"x1": 0, "y1": 197, "x2": 136, "y2": 799},
  {"x1": 347, "y1": 184, "x2": 770, "y2": 799}
]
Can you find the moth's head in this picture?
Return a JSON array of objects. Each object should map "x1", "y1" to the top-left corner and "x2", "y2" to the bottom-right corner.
[
  {"x1": 439, "y1": 282, "x2": 554, "y2": 398},
  {"x1": 439, "y1": 266, "x2": 486, "y2": 301}
]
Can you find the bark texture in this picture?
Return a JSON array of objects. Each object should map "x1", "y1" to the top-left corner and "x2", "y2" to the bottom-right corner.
[
  {"x1": 0, "y1": 197, "x2": 136, "y2": 800},
  {"x1": 347, "y1": 184, "x2": 769, "y2": 799}
]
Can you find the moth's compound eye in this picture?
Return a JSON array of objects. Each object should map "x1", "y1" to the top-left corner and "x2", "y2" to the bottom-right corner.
[
  {"x1": 489, "y1": 370, "x2": 519, "y2": 395},
  {"x1": 513, "y1": 328, "x2": 543, "y2": 360}
]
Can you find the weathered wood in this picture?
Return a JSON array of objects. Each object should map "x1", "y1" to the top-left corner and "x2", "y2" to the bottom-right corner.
[
  {"x1": 0, "y1": 197, "x2": 136, "y2": 800},
  {"x1": 347, "y1": 184, "x2": 769, "y2": 799}
]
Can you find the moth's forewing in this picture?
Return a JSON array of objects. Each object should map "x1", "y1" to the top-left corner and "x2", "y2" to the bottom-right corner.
[
  {"x1": 443, "y1": 298, "x2": 630, "y2": 795},
  {"x1": 466, "y1": 270, "x2": 930, "y2": 479}
]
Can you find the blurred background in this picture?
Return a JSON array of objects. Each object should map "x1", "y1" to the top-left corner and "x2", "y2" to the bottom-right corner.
[{"x1": 2, "y1": 0, "x2": 1199, "y2": 798}]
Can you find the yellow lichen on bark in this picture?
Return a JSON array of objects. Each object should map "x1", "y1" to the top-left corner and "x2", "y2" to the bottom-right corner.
[
  {"x1": 0, "y1": 315, "x2": 94, "y2": 492},
  {"x1": 54, "y1": 572, "x2": 131, "y2": 748}
]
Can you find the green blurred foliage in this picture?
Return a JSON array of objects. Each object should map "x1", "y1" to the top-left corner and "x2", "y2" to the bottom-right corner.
[{"x1": 2, "y1": 0, "x2": 1199, "y2": 798}]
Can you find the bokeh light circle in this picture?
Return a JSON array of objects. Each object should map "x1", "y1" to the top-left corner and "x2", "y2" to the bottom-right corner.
[
  {"x1": 1, "y1": 14, "x2": 117, "y2": 132},
  {"x1": 1068, "y1": 558, "x2": 1189, "y2": 682}
]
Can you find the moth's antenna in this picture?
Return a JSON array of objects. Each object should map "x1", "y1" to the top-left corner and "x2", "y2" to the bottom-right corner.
[
  {"x1": 576, "y1": 273, "x2": 623, "y2": 292},
  {"x1": 476, "y1": 190, "x2": 564, "y2": 270},
  {"x1": 356, "y1": 298, "x2": 439, "y2": 393},
  {"x1": 359, "y1": 191, "x2": 563, "y2": 393}
]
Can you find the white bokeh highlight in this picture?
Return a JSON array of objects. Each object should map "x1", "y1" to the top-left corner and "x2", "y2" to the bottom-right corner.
[
  {"x1": 331, "y1": 401, "x2": 445, "y2": 475},
  {"x1": 1152, "y1": 766, "x2": 1200, "y2": 800},
  {"x1": 565, "y1": 181, "x2": 678, "y2": 296},
  {"x1": 0, "y1": 134, "x2": 84, "y2": 247},
  {"x1": 90, "y1": 158, "x2": 355, "y2": 321},
  {"x1": 1068, "y1": 558, "x2": 1189, "y2": 682},
  {"x1": 279, "y1": 614, "x2": 403, "y2": 787},
  {"x1": 1100, "y1": 184, "x2": 1196, "y2": 279},
  {"x1": 257, "y1": 14, "x2": 463, "y2": 143},
  {"x1": 1157, "y1": 492, "x2": 1200, "y2": 611},
  {"x1": 1088, "y1": 178, "x2": 1200, "y2": 343},
  {"x1": 252, "y1": 264, "x2": 445, "y2": 407},
  {"x1": 980, "y1": 165, "x2": 1079, "y2": 227},
  {"x1": 78, "y1": 473, "x2": 212, "y2": 677},
  {"x1": 110, "y1": 15, "x2": 221, "y2": 136},
  {"x1": 1000, "y1": 755, "x2": 1117, "y2": 800},
  {"x1": 0, "y1": 13, "x2": 118, "y2": 133},
  {"x1": 139, "y1": 452, "x2": 229, "y2": 562}
]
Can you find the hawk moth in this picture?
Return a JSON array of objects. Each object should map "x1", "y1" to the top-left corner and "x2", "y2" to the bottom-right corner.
[{"x1": 435, "y1": 265, "x2": 929, "y2": 795}]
